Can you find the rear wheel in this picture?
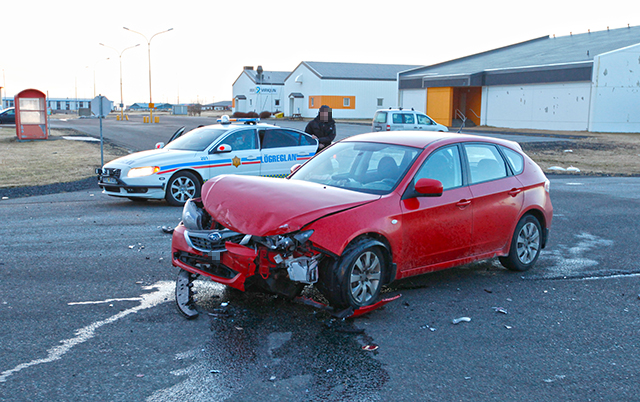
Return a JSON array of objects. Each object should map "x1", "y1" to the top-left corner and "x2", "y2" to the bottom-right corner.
[
  {"x1": 318, "y1": 238, "x2": 386, "y2": 309},
  {"x1": 165, "y1": 171, "x2": 201, "y2": 206},
  {"x1": 499, "y1": 214, "x2": 542, "y2": 271}
]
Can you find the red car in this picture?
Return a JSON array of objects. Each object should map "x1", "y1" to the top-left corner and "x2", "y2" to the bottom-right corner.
[{"x1": 171, "y1": 131, "x2": 552, "y2": 317}]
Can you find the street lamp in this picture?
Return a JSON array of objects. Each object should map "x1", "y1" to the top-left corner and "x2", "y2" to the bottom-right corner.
[
  {"x1": 93, "y1": 57, "x2": 110, "y2": 98},
  {"x1": 100, "y1": 42, "x2": 140, "y2": 121},
  {"x1": 123, "y1": 27, "x2": 173, "y2": 123}
]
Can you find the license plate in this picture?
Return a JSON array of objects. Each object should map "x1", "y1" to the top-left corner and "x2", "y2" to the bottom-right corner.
[{"x1": 103, "y1": 177, "x2": 117, "y2": 184}]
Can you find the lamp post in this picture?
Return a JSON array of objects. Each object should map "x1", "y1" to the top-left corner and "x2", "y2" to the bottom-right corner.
[
  {"x1": 93, "y1": 57, "x2": 110, "y2": 98},
  {"x1": 123, "y1": 27, "x2": 173, "y2": 123},
  {"x1": 100, "y1": 43, "x2": 140, "y2": 121}
]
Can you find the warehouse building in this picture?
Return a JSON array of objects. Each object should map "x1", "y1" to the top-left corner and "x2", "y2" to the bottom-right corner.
[
  {"x1": 232, "y1": 62, "x2": 419, "y2": 119},
  {"x1": 398, "y1": 25, "x2": 640, "y2": 133}
]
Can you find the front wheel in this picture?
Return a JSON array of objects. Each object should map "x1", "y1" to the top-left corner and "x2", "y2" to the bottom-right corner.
[
  {"x1": 165, "y1": 171, "x2": 201, "y2": 206},
  {"x1": 318, "y1": 238, "x2": 387, "y2": 309},
  {"x1": 499, "y1": 214, "x2": 542, "y2": 271}
]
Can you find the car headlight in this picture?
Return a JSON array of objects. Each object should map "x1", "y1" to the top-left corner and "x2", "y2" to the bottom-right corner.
[
  {"x1": 256, "y1": 230, "x2": 314, "y2": 251},
  {"x1": 182, "y1": 199, "x2": 204, "y2": 230},
  {"x1": 127, "y1": 166, "x2": 160, "y2": 178}
]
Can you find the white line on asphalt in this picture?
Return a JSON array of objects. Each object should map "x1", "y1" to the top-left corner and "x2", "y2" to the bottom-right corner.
[{"x1": 0, "y1": 281, "x2": 173, "y2": 383}]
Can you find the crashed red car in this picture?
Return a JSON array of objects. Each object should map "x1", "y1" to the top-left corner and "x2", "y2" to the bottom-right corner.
[{"x1": 171, "y1": 131, "x2": 552, "y2": 317}]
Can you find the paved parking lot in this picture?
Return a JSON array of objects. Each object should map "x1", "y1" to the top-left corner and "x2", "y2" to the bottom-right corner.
[{"x1": 1, "y1": 176, "x2": 639, "y2": 401}]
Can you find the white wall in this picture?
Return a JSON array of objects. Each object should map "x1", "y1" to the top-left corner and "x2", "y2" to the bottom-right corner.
[
  {"x1": 400, "y1": 89, "x2": 427, "y2": 112},
  {"x1": 589, "y1": 43, "x2": 640, "y2": 133},
  {"x1": 232, "y1": 71, "x2": 284, "y2": 113},
  {"x1": 484, "y1": 82, "x2": 592, "y2": 131},
  {"x1": 283, "y1": 64, "x2": 401, "y2": 119}
]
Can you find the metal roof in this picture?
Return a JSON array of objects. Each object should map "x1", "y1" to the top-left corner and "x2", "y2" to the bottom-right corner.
[
  {"x1": 245, "y1": 70, "x2": 289, "y2": 85},
  {"x1": 400, "y1": 25, "x2": 640, "y2": 85},
  {"x1": 296, "y1": 61, "x2": 421, "y2": 81}
]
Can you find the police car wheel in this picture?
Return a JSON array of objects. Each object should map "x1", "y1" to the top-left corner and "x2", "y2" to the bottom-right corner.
[{"x1": 165, "y1": 171, "x2": 201, "y2": 206}]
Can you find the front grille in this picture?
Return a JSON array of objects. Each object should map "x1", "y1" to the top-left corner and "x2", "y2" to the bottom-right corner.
[
  {"x1": 184, "y1": 229, "x2": 245, "y2": 253},
  {"x1": 102, "y1": 168, "x2": 121, "y2": 178}
]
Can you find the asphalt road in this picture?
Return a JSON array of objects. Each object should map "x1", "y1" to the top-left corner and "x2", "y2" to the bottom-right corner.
[
  {"x1": 49, "y1": 115, "x2": 571, "y2": 153},
  {"x1": 1, "y1": 176, "x2": 639, "y2": 401}
]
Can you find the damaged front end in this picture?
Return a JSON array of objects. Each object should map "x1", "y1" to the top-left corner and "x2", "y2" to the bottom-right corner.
[{"x1": 171, "y1": 198, "x2": 327, "y2": 317}]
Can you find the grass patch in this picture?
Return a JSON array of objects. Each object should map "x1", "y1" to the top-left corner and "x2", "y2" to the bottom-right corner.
[{"x1": 0, "y1": 127, "x2": 129, "y2": 188}]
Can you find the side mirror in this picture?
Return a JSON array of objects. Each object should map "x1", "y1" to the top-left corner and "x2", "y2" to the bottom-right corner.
[
  {"x1": 290, "y1": 163, "x2": 302, "y2": 174},
  {"x1": 213, "y1": 144, "x2": 232, "y2": 153},
  {"x1": 415, "y1": 178, "x2": 443, "y2": 197},
  {"x1": 155, "y1": 142, "x2": 165, "y2": 149}
]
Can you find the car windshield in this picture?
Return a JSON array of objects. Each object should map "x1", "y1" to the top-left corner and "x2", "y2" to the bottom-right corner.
[
  {"x1": 290, "y1": 141, "x2": 421, "y2": 194},
  {"x1": 164, "y1": 127, "x2": 227, "y2": 151}
]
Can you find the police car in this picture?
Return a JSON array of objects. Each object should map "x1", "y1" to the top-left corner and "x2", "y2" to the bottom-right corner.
[{"x1": 96, "y1": 116, "x2": 318, "y2": 206}]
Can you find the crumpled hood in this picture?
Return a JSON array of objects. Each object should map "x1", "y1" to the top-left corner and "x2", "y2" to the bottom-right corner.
[
  {"x1": 105, "y1": 149, "x2": 195, "y2": 168},
  {"x1": 202, "y1": 175, "x2": 379, "y2": 236}
]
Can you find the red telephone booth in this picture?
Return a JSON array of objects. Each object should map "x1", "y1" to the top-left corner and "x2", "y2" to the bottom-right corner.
[{"x1": 15, "y1": 89, "x2": 48, "y2": 140}]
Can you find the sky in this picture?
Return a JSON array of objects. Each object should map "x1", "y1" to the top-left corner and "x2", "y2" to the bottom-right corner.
[{"x1": 1, "y1": 0, "x2": 639, "y2": 107}]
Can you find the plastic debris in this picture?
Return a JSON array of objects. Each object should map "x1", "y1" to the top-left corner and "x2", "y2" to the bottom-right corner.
[
  {"x1": 1, "y1": 197, "x2": 8, "y2": 200},
  {"x1": 452, "y1": 317, "x2": 471, "y2": 324},
  {"x1": 210, "y1": 370, "x2": 221, "y2": 374},
  {"x1": 493, "y1": 307, "x2": 508, "y2": 314},
  {"x1": 326, "y1": 369, "x2": 333, "y2": 373},
  {"x1": 362, "y1": 344, "x2": 379, "y2": 351},
  {"x1": 136, "y1": 374, "x2": 145, "y2": 378},
  {"x1": 563, "y1": 149, "x2": 573, "y2": 153},
  {"x1": 548, "y1": 166, "x2": 566, "y2": 171},
  {"x1": 566, "y1": 166, "x2": 581, "y2": 172},
  {"x1": 221, "y1": 302, "x2": 229, "y2": 307},
  {"x1": 128, "y1": 245, "x2": 135, "y2": 249},
  {"x1": 504, "y1": 325, "x2": 513, "y2": 330},
  {"x1": 269, "y1": 376, "x2": 277, "y2": 381},
  {"x1": 420, "y1": 324, "x2": 437, "y2": 332}
]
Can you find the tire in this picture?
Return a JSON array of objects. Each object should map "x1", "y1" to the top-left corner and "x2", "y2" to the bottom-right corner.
[
  {"x1": 499, "y1": 214, "x2": 542, "y2": 271},
  {"x1": 318, "y1": 238, "x2": 387, "y2": 309},
  {"x1": 165, "y1": 171, "x2": 201, "y2": 206}
]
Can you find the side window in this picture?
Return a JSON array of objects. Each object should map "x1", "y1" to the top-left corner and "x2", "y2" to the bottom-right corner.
[
  {"x1": 464, "y1": 143, "x2": 508, "y2": 184},
  {"x1": 403, "y1": 114, "x2": 415, "y2": 124},
  {"x1": 501, "y1": 146, "x2": 524, "y2": 175},
  {"x1": 224, "y1": 129, "x2": 257, "y2": 151},
  {"x1": 414, "y1": 146, "x2": 462, "y2": 190},
  {"x1": 261, "y1": 129, "x2": 299, "y2": 149},
  {"x1": 417, "y1": 114, "x2": 432, "y2": 125},
  {"x1": 392, "y1": 113, "x2": 403, "y2": 124},
  {"x1": 300, "y1": 132, "x2": 317, "y2": 146}
]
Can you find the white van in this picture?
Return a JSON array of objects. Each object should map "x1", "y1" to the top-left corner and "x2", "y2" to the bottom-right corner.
[{"x1": 372, "y1": 108, "x2": 448, "y2": 132}]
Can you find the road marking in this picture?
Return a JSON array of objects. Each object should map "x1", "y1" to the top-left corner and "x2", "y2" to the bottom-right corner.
[
  {"x1": 68, "y1": 297, "x2": 143, "y2": 305},
  {"x1": 0, "y1": 281, "x2": 173, "y2": 383}
]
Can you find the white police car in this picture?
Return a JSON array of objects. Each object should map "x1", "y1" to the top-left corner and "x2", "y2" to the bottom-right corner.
[{"x1": 96, "y1": 116, "x2": 318, "y2": 206}]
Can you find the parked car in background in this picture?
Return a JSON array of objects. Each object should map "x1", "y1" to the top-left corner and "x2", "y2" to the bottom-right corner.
[
  {"x1": 96, "y1": 116, "x2": 318, "y2": 206},
  {"x1": 372, "y1": 108, "x2": 448, "y2": 132},
  {"x1": 0, "y1": 107, "x2": 16, "y2": 124},
  {"x1": 171, "y1": 131, "x2": 552, "y2": 317}
]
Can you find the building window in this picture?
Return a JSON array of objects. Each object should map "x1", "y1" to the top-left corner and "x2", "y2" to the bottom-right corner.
[
  {"x1": 343, "y1": 97, "x2": 350, "y2": 107},
  {"x1": 377, "y1": 98, "x2": 383, "y2": 107},
  {"x1": 250, "y1": 99, "x2": 252, "y2": 106},
  {"x1": 275, "y1": 99, "x2": 280, "y2": 106},
  {"x1": 311, "y1": 97, "x2": 315, "y2": 107}
]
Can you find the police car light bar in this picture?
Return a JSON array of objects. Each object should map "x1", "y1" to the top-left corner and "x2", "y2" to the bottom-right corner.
[{"x1": 217, "y1": 115, "x2": 260, "y2": 124}]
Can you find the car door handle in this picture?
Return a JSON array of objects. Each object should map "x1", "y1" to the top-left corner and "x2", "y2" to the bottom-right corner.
[
  {"x1": 297, "y1": 152, "x2": 309, "y2": 156},
  {"x1": 508, "y1": 188, "x2": 523, "y2": 197},
  {"x1": 456, "y1": 199, "x2": 471, "y2": 208},
  {"x1": 246, "y1": 155, "x2": 258, "y2": 160}
]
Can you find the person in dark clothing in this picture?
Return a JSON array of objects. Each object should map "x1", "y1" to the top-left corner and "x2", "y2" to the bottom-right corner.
[{"x1": 305, "y1": 105, "x2": 336, "y2": 150}]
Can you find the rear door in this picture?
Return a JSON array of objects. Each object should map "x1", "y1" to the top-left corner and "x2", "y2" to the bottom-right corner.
[
  {"x1": 372, "y1": 111, "x2": 387, "y2": 131},
  {"x1": 463, "y1": 142, "x2": 524, "y2": 255},
  {"x1": 259, "y1": 128, "x2": 317, "y2": 177}
]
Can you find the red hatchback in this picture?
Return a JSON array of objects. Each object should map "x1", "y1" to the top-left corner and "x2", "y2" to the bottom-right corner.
[{"x1": 171, "y1": 132, "x2": 552, "y2": 317}]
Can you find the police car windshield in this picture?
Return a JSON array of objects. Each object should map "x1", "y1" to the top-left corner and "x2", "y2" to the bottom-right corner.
[
  {"x1": 164, "y1": 127, "x2": 227, "y2": 151},
  {"x1": 290, "y1": 141, "x2": 420, "y2": 195}
]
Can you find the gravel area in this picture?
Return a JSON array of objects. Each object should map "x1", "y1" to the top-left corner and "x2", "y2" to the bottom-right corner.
[{"x1": 0, "y1": 177, "x2": 100, "y2": 200}]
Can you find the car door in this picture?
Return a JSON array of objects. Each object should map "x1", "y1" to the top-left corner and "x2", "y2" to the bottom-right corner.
[
  {"x1": 204, "y1": 128, "x2": 261, "y2": 180},
  {"x1": 416, "y1": 113, "x2": 438, "y2": 131},
  {"x1": 463, "y1": 142, "x2": 524, "y2": 255},
  {"x1": 400, "y1": 145, "x2": 473, "y2": 273},
  {"x1": 259, "y1": 128, "x2": 317, "y2": 177}
]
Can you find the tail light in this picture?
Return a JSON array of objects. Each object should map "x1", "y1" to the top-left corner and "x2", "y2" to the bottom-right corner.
[{"x1": 386, "y1": 125, "x2": 390, "y2": 131}]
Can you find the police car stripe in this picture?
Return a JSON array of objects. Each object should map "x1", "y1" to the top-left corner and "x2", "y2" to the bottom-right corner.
[{"x1": 156, "y1": 158, "x2": 263, "y2": 175}]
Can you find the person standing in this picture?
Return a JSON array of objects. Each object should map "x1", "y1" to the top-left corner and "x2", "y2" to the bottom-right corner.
[{"x1": 305, "y1": 105, "x2": 336, "y2": 150}]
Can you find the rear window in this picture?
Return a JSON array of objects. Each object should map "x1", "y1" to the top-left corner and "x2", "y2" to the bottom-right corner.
[{"x1": 373, "y1": 112, "x2": 387, "y2": 124}]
